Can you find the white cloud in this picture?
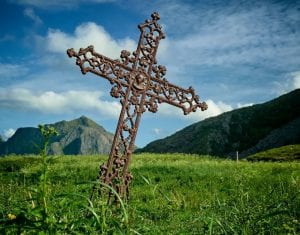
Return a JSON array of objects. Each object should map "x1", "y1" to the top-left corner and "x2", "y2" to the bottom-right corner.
[
  {"x1": 0, "y1": 63, "x2": 29, "y2": 79},
  {"x1": 273, "y1": 71, "x2": 300, "y2": 95},
  {"x1": 237, "y1": 103, "x2": 253, "y2": 109},
  {"x1": 24, "y1": 7, "x2": 43, "y2": 25},
  {"x1": 156, "y1": 99, "x2": 233, "y2": 122},
  {"x1": 3, "y1": 128, "x2": 16, "y2": 140},
  {"x1": 188, "y1": 100, "x2": 233, "y2": 121},
  {"x1": 45, "y1": 22, "x2": 136, "y2": 59},
  {"x1": 0, "y1": 88, "x2": 121, "y2": 118},
  {"x1": 291, "y1": 71, "x2": 300, "y2": 89},
  {"x1": 153, "y1": 128, "x2": 161, "y2": 135}
]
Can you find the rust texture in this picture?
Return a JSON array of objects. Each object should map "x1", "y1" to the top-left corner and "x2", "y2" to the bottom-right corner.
[{"x1": 67, "y1": 12, "x2": 207, "y2": 202}]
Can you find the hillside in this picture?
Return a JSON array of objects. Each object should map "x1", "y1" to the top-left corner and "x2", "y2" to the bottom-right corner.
[
  {"x1": 137, "y1": 89, "x2": 300, "y2": 158},
  {"x1": 247, "y1": 144, "x2": 300, "y2": 161},
  {"x1": 0, "y1": 116, "x2": 114, "y2": 155}
]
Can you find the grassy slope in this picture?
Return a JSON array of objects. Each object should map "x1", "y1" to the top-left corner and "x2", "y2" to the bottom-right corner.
[
  {"x1": 247, "y1": 144, "x2": 300, "y2": 161},
  {"x1": 1, "y1": 154, "x2": 300, "y2": 234}
]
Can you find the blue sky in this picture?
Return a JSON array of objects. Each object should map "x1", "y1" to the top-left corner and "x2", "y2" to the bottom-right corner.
[{"x1": 0, "y1": 0, "x2": 299, "y2": 147}]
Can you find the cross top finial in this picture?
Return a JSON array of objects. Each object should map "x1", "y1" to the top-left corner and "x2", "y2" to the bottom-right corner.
[
  {"x1": 151, "y1": 12, "x2": 160, "y2": 21},
  {"x1": 138, "y1": 12, "x2": 165, "y2": 40}
]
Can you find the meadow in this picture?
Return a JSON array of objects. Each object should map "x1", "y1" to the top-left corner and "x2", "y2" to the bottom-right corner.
[{"x1": 0, "y1": 153, "x2": 299, "y2": 234}]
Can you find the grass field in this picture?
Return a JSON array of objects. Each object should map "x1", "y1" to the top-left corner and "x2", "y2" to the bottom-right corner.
[{"x1": 0, "y1": 153, "x2": 299, "y2": 234}]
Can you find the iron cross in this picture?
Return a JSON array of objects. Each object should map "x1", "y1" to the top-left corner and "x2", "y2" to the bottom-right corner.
[{"x1": 67, "y1": 12, "x2": 207, "y2": 201}]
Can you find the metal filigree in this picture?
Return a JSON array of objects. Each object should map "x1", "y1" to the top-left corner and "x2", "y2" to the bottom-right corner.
[{"x1": 67, "y1": 12, "x2": 207, "y2": 202}]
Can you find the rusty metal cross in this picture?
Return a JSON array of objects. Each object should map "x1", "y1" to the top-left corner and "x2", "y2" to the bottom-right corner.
[{"x1": 67, "y1": 12, "x2": 207, "y2": 201}]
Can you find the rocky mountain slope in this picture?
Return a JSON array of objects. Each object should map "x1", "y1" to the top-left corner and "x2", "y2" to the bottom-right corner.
[
  {"x1": 0, "y1": 116, "x2": 114, "y2": 155},
  {"x1": 137, "y1": 89, "x2": 300, "y2": 158}
]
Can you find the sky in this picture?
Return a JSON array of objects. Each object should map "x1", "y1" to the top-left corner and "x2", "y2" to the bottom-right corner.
[{"x1": 0, "y1": 0, "x2": 299, "y2": 147}]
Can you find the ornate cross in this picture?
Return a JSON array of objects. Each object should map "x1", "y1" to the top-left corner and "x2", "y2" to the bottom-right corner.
[{"x1": 67, "y1": 12, "x2": 207, "y2": 201}]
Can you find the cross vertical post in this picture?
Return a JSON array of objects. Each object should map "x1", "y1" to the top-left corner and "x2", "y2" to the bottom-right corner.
[{"x1": 67, "y1": 12, "x2": 207, "y2": 202}]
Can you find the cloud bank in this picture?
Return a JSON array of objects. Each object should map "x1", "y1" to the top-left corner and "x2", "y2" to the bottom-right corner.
[
  {"x1": 156, "y1": 99, "x2": 233, "y2": 122},
  {"x1": 273, "y1": 71, "x2": 300, "y2": 95},
  {"x1": 45, "y1": 22, "x2": 136, "y2": 59},
  {"x1": 291, "y1": 72, "x2": 300, "y2": 89},
  {"x1": 0, "y1": 88, "x2": 121, "y2": 118}
]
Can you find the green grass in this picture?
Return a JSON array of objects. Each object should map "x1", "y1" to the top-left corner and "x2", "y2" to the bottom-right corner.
[
  {"x1": 1, "y1": 153, "x2": 300, "y2": 234},
  {"x1": 247, "y1": 144, "x2": 300, "y2": 161}
]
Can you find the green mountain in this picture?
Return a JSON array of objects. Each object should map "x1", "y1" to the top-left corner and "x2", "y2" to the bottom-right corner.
[
  {"x1": 137, "y1": 89, "x2": 300, "y2": 158},
  {"x1": 0, "y1": 116, "x2": 114, "y2": 155}
]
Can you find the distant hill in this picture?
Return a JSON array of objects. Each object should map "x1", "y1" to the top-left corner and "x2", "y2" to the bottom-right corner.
[
  {"x1": 0, "y1": 128, "x2": 43, "y2": 155},
  {"x1": 137, "y1": 89, "x2": 300, "y2": 158},
  {"x1": 0, "y1": 116, "x2": 114, "y2": 155}
]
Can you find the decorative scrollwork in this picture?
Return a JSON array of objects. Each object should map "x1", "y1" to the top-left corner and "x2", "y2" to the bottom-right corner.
[
  {"x1": 134, "y1": 12, "x2": 165, "y2": 71},
  {"x1": 100, "y1": 88, "x2": 145, "y2": 200},
  {"x1": 146, "y1": 76, "x2": 208, "y2": 114},
  {"x1": 67, "y1": 46, "x2": 130, "y2": 93}
]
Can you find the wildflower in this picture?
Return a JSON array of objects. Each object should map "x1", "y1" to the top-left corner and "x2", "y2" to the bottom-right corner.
[{"x1": 7, "y1": 213, "x2": 16, "y2": 220}]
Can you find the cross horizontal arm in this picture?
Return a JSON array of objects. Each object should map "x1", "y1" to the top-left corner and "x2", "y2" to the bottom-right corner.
[
  {"x1": 67, "y1": 46, "x2": 132, "y2": 89},
  {"x1": 146, "y1": 76, "x2": 208, "y2": 115}
]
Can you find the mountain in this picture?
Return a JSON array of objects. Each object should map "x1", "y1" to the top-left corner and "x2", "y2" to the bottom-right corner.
[
  {"x1": 137, "y1": 89, "x2": 300, "y2": 158},
  {"x1": 0, "y1": 128, "x2": 43, "y2": 155},
  {"x1": 0, "y1": 116, "x2": 114, "y2": 155}
]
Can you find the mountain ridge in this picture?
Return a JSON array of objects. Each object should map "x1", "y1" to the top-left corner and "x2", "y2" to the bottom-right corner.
[
  {"x1": 0, "y1": 116, "x2": 114, "y2": 156},
  {"x1": 136, "y1": 89, "x2": 300, "y2": 158}
]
